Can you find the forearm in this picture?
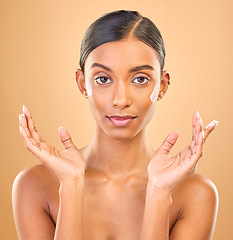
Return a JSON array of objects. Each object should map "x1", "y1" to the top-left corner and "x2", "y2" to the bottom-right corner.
[
  {"x1": 54, "y1": 176, "x2": 85, "y2": 240},
  {"x1": 140, "y1": 180, "x2": 172, "y2": 240}
]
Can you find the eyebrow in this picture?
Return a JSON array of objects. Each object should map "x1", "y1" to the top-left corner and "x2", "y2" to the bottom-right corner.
[{"x1": 90, "y1": 63, "x2": 154, "y2": 73}]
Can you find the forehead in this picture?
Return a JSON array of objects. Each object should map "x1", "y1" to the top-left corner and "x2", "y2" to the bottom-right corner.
[{"x1": 84, "y1": 37, "x2": 161, "y2": 73}]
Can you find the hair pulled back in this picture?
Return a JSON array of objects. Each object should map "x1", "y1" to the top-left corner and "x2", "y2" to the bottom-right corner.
[{"x1": 79, "y1": 10, "x2": 165, "y2": 74}]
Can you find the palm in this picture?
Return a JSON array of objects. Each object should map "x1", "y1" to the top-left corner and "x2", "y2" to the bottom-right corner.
[
  {"x1": 39, "y1": 142, "x2": 85, "y2": 180},
  {"x1": 148, "y1": 112, "x2": 217, "y2": 193},
  {"x1": 19, "y1": 106, "x2": 86, "y2": 182},
  {"x1": 148, "y1": 149, "x2": 196, "y2": 192}
]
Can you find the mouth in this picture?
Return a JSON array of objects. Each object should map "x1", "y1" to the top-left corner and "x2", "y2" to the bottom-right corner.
[{"x1": 107, "y1": 115, "x2": 137, "y2": 127}]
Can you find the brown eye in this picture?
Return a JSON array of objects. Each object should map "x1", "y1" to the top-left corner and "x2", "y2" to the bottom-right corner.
[
  {"x1": 95, "y1": 76, "x2": 112, "y2": 85},
  {"x1": 132, "y1": 76, "x2": 150, "y2": 85}
]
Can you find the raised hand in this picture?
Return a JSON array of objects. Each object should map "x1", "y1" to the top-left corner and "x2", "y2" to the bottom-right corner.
[
  {"x1": 147, "y1": 111, "x2": 218, "y2": 194},
  {"x1": 19, "y1": 105, "x2": 86, "y2": 183}
]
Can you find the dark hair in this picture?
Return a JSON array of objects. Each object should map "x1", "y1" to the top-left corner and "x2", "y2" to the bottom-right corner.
[{"x1": 79, "y1": 10, "x2": 165, "y2": 74}]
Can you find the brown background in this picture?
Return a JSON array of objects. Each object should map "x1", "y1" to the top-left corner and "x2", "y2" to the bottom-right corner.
[{"x1": 1, "y1": 0, "x2": 232, "y2": 239}]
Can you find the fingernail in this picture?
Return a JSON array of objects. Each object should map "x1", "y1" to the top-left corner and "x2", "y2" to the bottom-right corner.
[
  {"x1": 19, "y1": 126, "x2": 22, "y2": 132},
  {"x1": 196, "y1": 111, "x2": 200, "y2": 119},
  {"x1": 19, "y1": 114, "x2": 24, "y2": 120},
  {"x1": 22, "y1": 105, "x2": 26, "y2": 114},
  {"x1": 206, "y1": 120, "x2": 219, "y2": 129},
  {"x1": 58, "y1": 126, "x2": 66, "y2": 132},
  {"x1": 200, "y1": 117, "x2": 203, "y2": 126}
]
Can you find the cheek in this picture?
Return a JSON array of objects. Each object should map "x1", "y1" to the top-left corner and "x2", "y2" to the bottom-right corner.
[
  {"x1": 88, "y1": 91, "x2": 109, "y2": 119},
  {"x1": 140, "y1": 102, "x2": 157, "y2": 131},
  {"x1": 86, "y1": 78, "x2": 93, "y2": 96},
  {"x1": 135, "y1": 91, "x2": 157, "y2": 119},
  {"x1": 136, "y1": 81, "x2": 159, "y2": 117},
  {"x1": 135, "y1": 89, "x2": 158, "y2": 126},
  {"x1": 140, "y1": 100, "x2": 156, "y2": 118},
  {"x1": 149, "y1": 82, "x2": 160, "y2": 102}
]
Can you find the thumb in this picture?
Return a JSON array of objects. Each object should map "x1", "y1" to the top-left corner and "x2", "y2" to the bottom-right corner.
[
  {"x1": 58, "y1": 127, "x2": 76, "y2": 150},
  {"x1": 156, "y1": 130, "x2": 179, "y2": 154}
]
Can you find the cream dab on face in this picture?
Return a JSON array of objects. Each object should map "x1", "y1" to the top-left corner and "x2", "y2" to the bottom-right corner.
[
  {"x1": 86, "y1": 78, "x2": 93, "y2": 96},
  {"x1": 149, "y1": 81, "x2": 160, "y2": 102}
]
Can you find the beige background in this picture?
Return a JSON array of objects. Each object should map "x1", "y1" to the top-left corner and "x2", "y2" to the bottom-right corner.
[{"x1": 1, "y1": 0, "x2": 232, "y2": 239}]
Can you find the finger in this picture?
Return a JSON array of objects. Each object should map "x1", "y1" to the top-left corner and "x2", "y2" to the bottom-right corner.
[
  {"x1": 19, "y1": 124, "x2": 53, "y2": 166},
  {"x1": 22, "y1": 105, "x2": 45, "y2": 144},
  {"x1": 156, "y1": 130, "x2": 179, "y2": 154},
  {"x1": 190, "y1": 112, "x2": 198, "y2": 150},
  {"x1": 186, "y1": 112, "x2": 203, "y2": 162},
  {"x1": 188, "y1": 111, "x2": 200, "y2": 155},
  {"x1": 193, "y1": 112, "x2": 203, "y2": 155},
  {"x1": 19, "y1": 124, "x2": 41, "y2": 157},
  {"x1": 203, "y1": 120, "x2": 218, "y2": 142},
  {"x1": 19, "y1": 114, "x2": 37, "y2": 145},
  {"x1": 191, "y1": 117, "x2": 204, "y2": 164},
  {"x1": 58, "y1": 127, "x2": 77, "y2": 150},
  {"x1": 193, "y1": 132, "x2": 204, "y2": 164},
  {"x1": 19, "y1": 112, "x2": 48, "y2": 151}
]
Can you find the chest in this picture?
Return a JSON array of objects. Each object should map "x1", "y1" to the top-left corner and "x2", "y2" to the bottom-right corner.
[
  {"x1": 83, "y1": 179, "x2": 147, "y2": 240},
  {"x1": 49, "y1": 178, "x2": 178, "y2": 240}
]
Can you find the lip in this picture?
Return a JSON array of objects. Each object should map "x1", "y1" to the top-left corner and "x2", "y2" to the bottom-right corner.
[{"x1": 107, "y1": 115, "x2": 137, "y2": 127}]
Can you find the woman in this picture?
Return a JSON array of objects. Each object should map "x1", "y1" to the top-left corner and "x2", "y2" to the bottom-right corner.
[{"x1": 13, "y1": 10, "x2": 218, "y2": 239}]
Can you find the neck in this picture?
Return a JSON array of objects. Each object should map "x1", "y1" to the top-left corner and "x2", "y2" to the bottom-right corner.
[{"x1": 82, "y1": 128, "x2": 154, "y2": 180}]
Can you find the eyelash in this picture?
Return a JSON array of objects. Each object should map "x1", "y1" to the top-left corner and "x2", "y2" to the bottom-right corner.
[
  {"x1": 132, "y1": 76, "x2": 150, "y2": 85},
  {"x1": 94, "y1": 76, "x2": 150, "y2": 85},
  {"x1": 94, "y1": 76, "x2": 112, "y2": 85}
]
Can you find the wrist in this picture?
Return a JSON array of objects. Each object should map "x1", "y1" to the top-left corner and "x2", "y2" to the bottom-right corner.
[
  {"x1": 60, "y1": 170, "x2": 85, "y2": 184},
  {"x1": 59, "y1": 174, "x2": 85, "y2": 192},
  {"x1": 147, "y1": 178, "x2": 173, "y2": 202}
]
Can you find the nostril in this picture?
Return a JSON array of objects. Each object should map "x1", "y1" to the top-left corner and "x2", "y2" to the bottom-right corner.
[{"x1": 112, "y1": 91, "x2": 132, "y2": 109}]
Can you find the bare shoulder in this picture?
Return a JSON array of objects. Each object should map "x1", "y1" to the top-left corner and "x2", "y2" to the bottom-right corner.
[
  {"x1": 170, "y1": 173, "x2": 219, "y2": 239},
  {"x1": 14, "y1": 163, "x2": 53, "y2": 180},
  {"x1": 174, "y1": 173, "x2": 218, "y2": 205},
  {"x1": 13, "y1": 164, "x2": 58, "y2": 190},
  {"x1": 12, "y1": 164, "x2": 59, "y2": 209},
  {"x1": 12, "y1": 164, "x2": 59, "y2": 239}
]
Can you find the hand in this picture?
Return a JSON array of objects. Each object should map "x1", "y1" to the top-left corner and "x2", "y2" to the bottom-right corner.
[
  {"x1": 147, "y1": 112, "x2": 218, "y2": 195},
  {"x1": 19, "y1": 105, "x2": 86, "y2": 183}
]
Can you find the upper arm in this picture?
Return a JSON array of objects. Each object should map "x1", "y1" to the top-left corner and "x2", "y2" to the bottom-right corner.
[
  {"x1": 12, "y1": 165, "x2": 56, "y2": 240},
  {"x1": 170, "y1": 174, "x2": 219, "y2": 240}
]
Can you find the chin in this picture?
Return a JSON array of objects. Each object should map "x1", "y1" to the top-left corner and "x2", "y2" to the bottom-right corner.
[{"x1": 104, "y1": 127, "x2": 144, "y2": 141}]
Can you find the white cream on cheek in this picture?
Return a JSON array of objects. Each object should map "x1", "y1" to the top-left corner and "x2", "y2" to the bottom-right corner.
[
  {"x1": 149, "y1": 82, "x2": 160, "y2": 102},
  {"x1": 86, "y1": 78, "x2": 93, "y2": 96}
]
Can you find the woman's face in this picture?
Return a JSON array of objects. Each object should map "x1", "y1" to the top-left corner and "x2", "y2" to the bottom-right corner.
[{"x1": 79, "y1": 37, "x2": 168, "y2": 140}]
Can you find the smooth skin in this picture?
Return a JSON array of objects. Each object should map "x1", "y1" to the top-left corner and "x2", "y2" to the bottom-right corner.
[{"x1": 13, "y1": 37, "x2": 218, "y2": 240}]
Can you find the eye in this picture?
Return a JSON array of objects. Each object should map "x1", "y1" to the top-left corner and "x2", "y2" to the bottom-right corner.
[
  {"x1": 94, "y1": 76, "x2": 112, "y2": 85},
  {"x1": 132, "y1": 76, "x2": 150, "y2": 85}
]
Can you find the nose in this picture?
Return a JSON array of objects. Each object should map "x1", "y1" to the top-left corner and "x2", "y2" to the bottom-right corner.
[{"x1": 112, "y1": 82, "x2": 132, "y2": 109}]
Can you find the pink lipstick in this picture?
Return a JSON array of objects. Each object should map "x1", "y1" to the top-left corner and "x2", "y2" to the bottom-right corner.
[{"x1": 108, "y1": 116, "x2": 136, "y2": 127}]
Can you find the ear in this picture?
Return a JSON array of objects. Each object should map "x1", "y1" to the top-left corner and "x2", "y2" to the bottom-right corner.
[
  {"x1": 157, "y1": 70, "x2": 170, "y2": 100},
  {"x1": 75, "y1": 69, "x2": 87, "y2": 96}
]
